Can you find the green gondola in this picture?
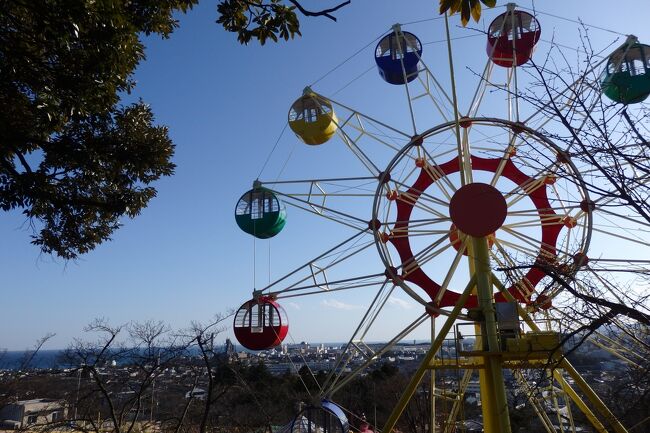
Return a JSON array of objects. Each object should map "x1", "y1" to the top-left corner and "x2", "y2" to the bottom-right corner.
[
  {"x1": 601, "y1": 42, "x2": 650, "y2": 104},
  {"x1": 235, "y1": 187, "x2": 286, "y2": 239}
]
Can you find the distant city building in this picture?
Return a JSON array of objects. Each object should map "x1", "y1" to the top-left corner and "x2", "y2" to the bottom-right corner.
[{"x1": 0, "y1": 399, "x2": 67, "y2": 429}]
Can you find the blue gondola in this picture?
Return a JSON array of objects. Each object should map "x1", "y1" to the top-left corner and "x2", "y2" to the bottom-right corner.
[
  {"x1": 290, "y1": 400, "x2": 349, "y2": 433},
  {"x1": 375, "y1": 28, "x2": 422, "y2": 85}
]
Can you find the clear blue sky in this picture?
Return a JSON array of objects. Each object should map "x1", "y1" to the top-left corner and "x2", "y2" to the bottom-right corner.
[{"x1": 1, "y1": 0, "x2": 649, "y2": 350}]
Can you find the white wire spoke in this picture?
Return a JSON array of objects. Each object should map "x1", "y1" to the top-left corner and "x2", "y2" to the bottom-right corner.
[
  {"x1": 320, "y1": 280, "x2": 394, "y2": 395},
  {"x1": 327, "y1": 95, "x2": 412, "y2": 138},
  {"x1": 282, "y1": 200, "x2": 366, "y2": 230},
  {"x1": 466, "y1": 59, "x2": 494, "y2": 118},
  {"x1": 493, "y1": 236, "x2": 541, "y2": 259},
  {"x1": 410, "y1": 43, "x2": 456, "y2": 115},
  {"x1": 400, "y1": 232, "x2": 449, "y2": 270},
  {"x1": 420, "y1": 140, "x2": 460, "y2": 188},
  {"x1": 500, "y1": 225, "x2": 575, "y2": 259},
  {"x1": 336, "y1": 129, "x2": 382, "y2": 176},
  {"x1": 393, "y1": 190, "x2": 449, "y2": 220},
  {"x1": 385, "y1": 217, "x2": 450, "y2": 228},
  {"x1": 593, "y1": 206, "x2": 650, "y2": 239},
  {"x1": 507, "y1": 209, "x2": 555, "y2": 217},
  {"x1": 423, "y1": 161, "x2": 457, "y2": 199},
  {"x1": 501, "y1": 215, "x2": 562, "y2": 229},
  {"x1": 491, "y1": 240, "x2": 536, "y2": 299},
  {"x1": 279, "y1": 190, "x2": 367, "y2": 222},
  {"x1": 259, "y1": 230, "x2": 370, "y2": 293},
  {"x1": 263, "y1": 176, "x2": 378, "y2": 185},
  {"x1": 327, "y1": 313, "x2": 430, "y2": 396},
  {"x1": 388, "y1": 178, "x2": 451, "y2": 208},
  {"x1": 277, "y1": 279, "x2": 387, "y2": 299},
  {"x1": 490, "y1": 136, "x2": 518, "y2": 187},
  {"x1": 390, "y1": 229, "x2": 452, "y2": 237},
  {"x1": 347, "y1": 115, "x2": 410, "y2": 152},
  {"x1": 590, "y1": 226, "x2": 650, "y2": 248},
  {"x1": 504, "y1": 177, "x2": 546, "y2": 208},
  {"x1": 405, "y1": 240, "x2": 455, "y2": 277},
  {"x1": 270, "y1": 240, "x2": 378, "y2": 295},
  {"x1": 432, "y1": 243, "x2": 467, "y2": 305},
  {"x1": 289, "y1": 193, "x2": 375, "y2": 197}
]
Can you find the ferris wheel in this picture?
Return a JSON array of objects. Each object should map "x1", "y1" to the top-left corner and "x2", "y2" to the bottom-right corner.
[{"x1": 232, "y1": 4, "x2": 649, "y2": 433}]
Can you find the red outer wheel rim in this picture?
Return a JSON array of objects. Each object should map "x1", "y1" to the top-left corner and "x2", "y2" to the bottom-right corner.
[{"x1": 388, "y1": 155, "x2": 562, "y2": 308}]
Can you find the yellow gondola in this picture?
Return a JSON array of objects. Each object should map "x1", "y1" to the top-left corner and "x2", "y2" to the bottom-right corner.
[{"x1": 288, "y1": 90, "x2": 338, "y2": 145}]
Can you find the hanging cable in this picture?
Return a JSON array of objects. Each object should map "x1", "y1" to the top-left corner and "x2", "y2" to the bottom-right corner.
[
  {"x1": 310, "y1": 31, "x2": 385, "y2": 87},
  {"x1": 518, "y1": 6, "x2": 627, "y2": 37},
  {"x1": 257, "y1": 122, "x2": 289, "y2": 180}
]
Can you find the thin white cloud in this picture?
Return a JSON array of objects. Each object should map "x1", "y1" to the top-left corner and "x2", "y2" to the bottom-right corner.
[
  {"x1": 388, "y1": 296, "x2": 414, "y2": 310},
  {"x1": 321, "y1": 299, "x2": 363, "y2": 310},
  {"x1": 286, "y1": 302, "x2": 300, "y2": 310}
]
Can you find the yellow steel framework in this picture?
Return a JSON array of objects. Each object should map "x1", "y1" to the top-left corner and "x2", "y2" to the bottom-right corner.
[{"x1": 379, "y1": 234, "x2": 630, "y2": 433}]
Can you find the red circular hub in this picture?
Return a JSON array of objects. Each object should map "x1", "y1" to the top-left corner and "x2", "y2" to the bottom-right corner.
[{"x1": 449, "y1": 183, "x2": 507, "y2": 237}]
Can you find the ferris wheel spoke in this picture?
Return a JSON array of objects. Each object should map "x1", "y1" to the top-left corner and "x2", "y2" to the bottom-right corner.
[
  {"x1": 490, "y1": 135, "x2": 518, "y2": 187},
  {"x1": 492, "y1": 236, "x2": 542, "y2": 260},
  {"x1": 270, "y1": 242, "x2": 379, "y2": 296},
  {"x1": 276, "y1": 274, "x2": 388, "y2": 299},
  {"x1": 263, "y1": 176, "x2": 379, "y2": 222},
  {"x1": 393, "y1": 191, "x2": 449, "y2": 220},
  {"x1": 507, "y1": 208, "x2": 556, "y2": 217},
  {"x1": 409, "y1": 44, "x2": 457, "y2": 121},
  {"x1": 501, "y1": 216, "x2": 560, "y2": 229},
  {"x1": 590, "y1": 226, "x2": 650, "y2": 248},
  {"x1": 432, "y1": 243, "x2": 467, "y2": 305},
  {"x1": 504, "y1": 177, "x2": 546, "y2": 208},
  {"x1": 318, "y1": 280, "x2": 392, "y2": 394},
  {"x1": 419, "y1": 147, "x2": 459, "y2": 195},
  {"x1": 403, "y1": 238, "x2": 455, "y2": 277},
  {"x1": 344, "y1": 114, "x2": 412, "y2": 152},
  {"x1": 390, "y1": 178, "x2": 451, "y2": 208},
  {"x1": 336, "y1": 129, "x2": 382, "y2": 176},
  {"x1": 390, "y1": 229, "x2": 453, "y2": 238},
  {"x1": 327, "y1": 313, "x2": 430, "y2": 396},
  {"x1": 501, "y1": 225, "x2": 575, "y2": 260},
  {"x1": 490, "y1": 241, "x2": 536, "y2": 299},
  {"x1": 282, "y1": 200, "x2": 367, "y2": 231},
  {"x1": 259, "y1": 230, "x2": 371, "y2": 293},
  {"x1": 466, "y1": 60, "x2": 495, "y2": 118},
  {"x1": 327, "y1": 96, "x2": 412, "y2": 139},
  {"x1": 276, "y1": 190, "x2": 369, "y2": 227},
  {"x1": 386, "y1": 217, "x2": 450, "y2": 227},
  {"x1": 593, "y1": 205, "x2": 650, "y2": 236},
  {"x1": 402, "y1": 237, "x2": 450, "y2": 272}
]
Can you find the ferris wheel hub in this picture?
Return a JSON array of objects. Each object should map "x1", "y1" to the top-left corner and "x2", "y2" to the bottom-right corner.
[{"x1": 449, "y1": 182, "x2": 507, "y2": 238}]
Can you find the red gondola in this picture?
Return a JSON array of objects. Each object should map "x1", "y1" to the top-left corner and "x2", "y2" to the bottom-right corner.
[
  {"x1": 486, "y1": 10, "x2": 540, "y2": 67},
  {"x1": 233, "y1": 297, "x2": 288, "y2": 351}
]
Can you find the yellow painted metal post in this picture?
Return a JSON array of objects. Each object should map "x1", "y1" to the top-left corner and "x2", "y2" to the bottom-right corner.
[
  {"x1": 430, "y1": 317, "x2": 436, "y2": 433},
  {"x1": 491, "y1": 273, "x2": 628, "y2": 433},
  {"x1": 471, "y1": 236, "x2": 512, "y2": 433},
  {"x1": 553, "y1": 370, "x2": 607, "y2": 433},
  {"x1": 382, "y1": 276, "x2": 476, "y2": 433},
  {"x1": 560, "y1": 360, "x2": 629, "y2": 433}
]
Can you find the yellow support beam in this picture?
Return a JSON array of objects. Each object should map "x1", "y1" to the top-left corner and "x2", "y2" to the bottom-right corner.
[
  {"x1": 472, "y1": 236, "x2": 511, "y2": 433},
  {"x1": 491, "y1": 273, "x2": 628, "y2": 433},
  {"x1": 381, "y1": 275, "x2": 476, "y2": 433}
]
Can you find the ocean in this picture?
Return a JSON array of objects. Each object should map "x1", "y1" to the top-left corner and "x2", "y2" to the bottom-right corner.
[{"x1": 0, "y1": 350, "x2": 65, "y2": 370}]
